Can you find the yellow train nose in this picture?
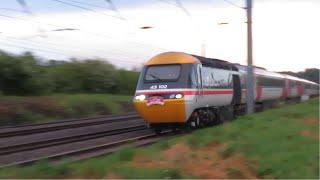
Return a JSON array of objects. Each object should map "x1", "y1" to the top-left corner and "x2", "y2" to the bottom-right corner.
[{"x1": 133, "y1": 98, "x2": 186, "y2": 123}]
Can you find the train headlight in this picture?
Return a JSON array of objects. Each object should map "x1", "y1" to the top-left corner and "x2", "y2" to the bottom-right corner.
[
  {"x1": 135, "y1": 94, "x2": 146, "y2": 101},
  {"x1": 175, "y1": 94, "x2": 183, "y2": 99}
]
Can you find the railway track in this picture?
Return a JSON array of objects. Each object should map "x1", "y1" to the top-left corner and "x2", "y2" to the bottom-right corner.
[
  {"x1": 0, "y1": 113, "x2": 166, "y2": 167},
  {"x1": 0, "y1": 129, "x2": 162, "y2": 168},
  {"x1": 0, "y1": 120, "x2": 146, "y2": 155},
  {"x1": 0, "y1": 112, "x2": 139, "y2": 138}
]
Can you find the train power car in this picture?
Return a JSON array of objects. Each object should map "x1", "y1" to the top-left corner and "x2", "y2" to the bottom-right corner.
[{"x1": 133, "y1": 52, "x2": 319, "y2": 133}]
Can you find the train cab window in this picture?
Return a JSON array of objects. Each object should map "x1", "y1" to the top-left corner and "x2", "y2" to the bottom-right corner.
[{"x1": 144, "y1": 64, "x2": 181, "y2": 82}]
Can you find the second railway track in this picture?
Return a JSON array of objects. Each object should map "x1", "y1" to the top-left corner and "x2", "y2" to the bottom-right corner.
[
  {"x1": 0, "y1": 112, "x2": 139, "y2": 138},
  {"x1": 0, "y1": 128, "x2": 161, "y2": 167},
  {"x1": 0, "y1": 120, "x2": 146, "y2": 155}
]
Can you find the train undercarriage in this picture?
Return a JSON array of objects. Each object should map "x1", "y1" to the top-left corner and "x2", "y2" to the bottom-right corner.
[{"x1": 150, "y1": 97, "x2": 311, "y2": 134}]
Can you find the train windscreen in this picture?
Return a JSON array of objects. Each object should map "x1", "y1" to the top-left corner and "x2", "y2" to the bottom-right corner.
[{"x1": 144, "y1": 64, "x2": 181, "y2": 82}]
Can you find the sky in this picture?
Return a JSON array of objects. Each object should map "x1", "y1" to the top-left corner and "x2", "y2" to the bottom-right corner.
[{"x1": 0, "y1": 0, "x2": 319, "y2": 71}]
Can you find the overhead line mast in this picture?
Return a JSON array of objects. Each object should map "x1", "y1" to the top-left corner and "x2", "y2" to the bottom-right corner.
[{"x1": 246, "y1": 0, "x2": 255, "y2": 114}]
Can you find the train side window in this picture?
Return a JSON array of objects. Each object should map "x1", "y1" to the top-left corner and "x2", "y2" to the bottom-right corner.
[
  {"x1": 228, "y1": 74, "x2": 233, "y2": 88},
  {"x1": 305, "y1": 84, "x2": 310, "y2": 89},
  {"x1": 198, "y1": 65, "x2": 203, "y2": 89},
  {"x1": 189, "y1": 66, "x2": 198, "y2": 88},
  {"x1": 201, "y1": 67, "x2": 209, "y2": 88},
  {"x1": 258, "y1": 76, "x2": 284, "y2": 87},
  {"x1": 289, "y1": 81, "x2": 295, "y2": 88}
]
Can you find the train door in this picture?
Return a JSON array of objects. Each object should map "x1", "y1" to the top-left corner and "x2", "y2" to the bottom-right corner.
[
  {"x1": 231, "y1": 74, "x2": 241, "y2": 105},
  {"x1": 197, "y1": 64, "x2": 204, "y2": 101},
  {"x1": 282, "y1": 79, "x2": 289, "y2": 99},
  {"x1": 297, "y1": 82, "x2": 304, "y2": 96}
]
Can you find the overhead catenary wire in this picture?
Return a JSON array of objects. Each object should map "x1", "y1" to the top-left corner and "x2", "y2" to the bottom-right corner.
[
  {"x1": 2, "y1": 33, "x2": 151, "y2": 58},
  {"x1": 0, "y1": 41, "x2": 140, "y2": 65},
  {"x1": 50, "y1": 0, "x2": 124, "y2": 20},
  {"x1": 15, "y1": 0, "x2": 33, "y2": 14},
  {"x1": 63, "y1": 0, "x2": 113, "y2": 10},
  {"x1": 157, "y1": 0, "x2": 206, "y2": 56},
  {"x1": 222, "y1": 0, "x2": 245, "y2": 9},
  {"x1": 2, "y1": 0, "x2": 168, "y2": 51},
  {"x1": 0, "y1": 41, "x2": 71, "y2": 57},
  {"x1": 0, "y1": 8, "x2": 28, "y2": 14},
  {"x1": 157, "y1": 0, "x2": 191, "y2": 17},
  {"x1": 103, "y1": 0, "x2": 127, "y2": 20},
  {"x1": 175, "y1": 0, "x2": 191, "y2": 17},
  {"x1": 0, "y1": 35, "x2": 149, "y2": 65},
  {"x1": 1, "y1": 0, "x2": 170, "y2": 62},
  {"x1": 0, "y1": 13, "x2": 168, "y2": 51},
  {"x1": 157, "y1": 0, "x2": 178, "y2": 7}
]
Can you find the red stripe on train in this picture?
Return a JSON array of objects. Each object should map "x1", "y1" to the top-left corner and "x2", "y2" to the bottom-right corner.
[
  {"x1": 135, "y1": 89, "x2": 233, "y2": 95},
  {"x1": 201, "y1": 90, "x2": 233, "y2": 95}
]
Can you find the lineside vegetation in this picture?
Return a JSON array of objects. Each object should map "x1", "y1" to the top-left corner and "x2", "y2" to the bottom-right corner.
[
  {"x1": 0, "y1": 50, "x2": 139, "y2": 125},
  {"x1": 0, "y1": 94, "x2": 133, "y2": 126},
  {"x1": 0, "y1": 51, "x2": 139, "y2": 96}
]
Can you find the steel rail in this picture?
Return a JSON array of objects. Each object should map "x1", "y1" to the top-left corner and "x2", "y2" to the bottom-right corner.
[
  {"x1": 0, "y1": 119, "x2": 146, "y2": 155},
  {"x1": 0, "y1": 113, "x2": 140, "y2": 138},
  {"x1": 0, "y1": 129, "x2": 162, "y2": 168},
  {"x1": 0, "y1": 112, "x2": 137, "y2": 129}
]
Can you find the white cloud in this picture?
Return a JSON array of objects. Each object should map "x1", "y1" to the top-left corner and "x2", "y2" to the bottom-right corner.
[{"x1": 0, "y1": 0, "x2": 318, "y2": 71}]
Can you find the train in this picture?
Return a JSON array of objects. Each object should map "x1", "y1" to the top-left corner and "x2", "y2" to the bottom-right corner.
[{"x1": 133, "y1": 52, "x2": 319, "y2": 133}]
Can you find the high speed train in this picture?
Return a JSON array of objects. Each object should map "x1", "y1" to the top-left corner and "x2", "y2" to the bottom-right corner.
[{"x1": 133, "y1": 52, "x2": 319, "y2": 133}]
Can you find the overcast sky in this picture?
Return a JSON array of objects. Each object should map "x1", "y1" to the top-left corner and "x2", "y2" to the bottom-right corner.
[{"x1": 0, "y1": 0, "x2": 319, "y2": 71}]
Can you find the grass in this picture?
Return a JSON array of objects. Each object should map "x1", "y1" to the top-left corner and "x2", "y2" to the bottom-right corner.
[
  {"x1": 0, "y1": 98, "x2": 318, "y2": 179},
  {"x1": 0, "y1": 94, "x2": 133, "y2": 126}
]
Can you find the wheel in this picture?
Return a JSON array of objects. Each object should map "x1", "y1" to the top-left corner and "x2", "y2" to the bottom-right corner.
[
  {"x1": 207, "y1": 112, "x2": 216, "y2": 126},
  {"x1": 189, "y1": 116, "x2": 200, "y2": 129},
  {"x1": 217, "y1": 106, "x2": 234, "y2": 124},
  {"x1": 171, "y1": 127, "x2": 181, "y2": 134}
]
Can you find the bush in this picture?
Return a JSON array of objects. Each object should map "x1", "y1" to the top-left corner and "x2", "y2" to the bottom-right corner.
[
  {"x1": 0, "y1": 51, "x2": 49, "y2": 95},
  {"x1": 0, "y1": 50, "x2": 140, "y2": 96}
]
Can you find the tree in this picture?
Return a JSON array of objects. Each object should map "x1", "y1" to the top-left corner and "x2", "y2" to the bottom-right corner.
[
  {"x1": 279, "y1": 68, "x2": 319, "y2": 84},
  {"x1": 116, "y1": 69, "x2": 139, "y2": 95},
  {"x1": 0, "y1": 51, "x2": 48, "y2": 95},
  {"x1": 48, "y1": 60, "x2": 118, "y2": 93},
  {"x1": 0, "y1": 50, "x2": 140, "y2": 95}
]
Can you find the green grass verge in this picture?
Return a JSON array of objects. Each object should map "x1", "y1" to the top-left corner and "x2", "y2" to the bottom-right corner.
[
  {"x1": 0, "y1": 98, "x2": 318, "y2": 179},
  {"x1": 0, "y1": 94, "x2": 133, "y2": 126}
]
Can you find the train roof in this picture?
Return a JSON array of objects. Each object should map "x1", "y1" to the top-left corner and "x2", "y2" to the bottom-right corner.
[
  {"x1": 234, "y1": 64, "x2": 285, "y2": 79},
  {"x1": 146, "y1": 52, "x2": 200, "y2": 65},
  {"x1": 191, "y1": 55, "x2": 318, "y2": 85},
  {"x1": 146, "y1": 52, "x2": 319, "y2": 86},
  {"x1": 191, "y1": 55, "x2": 238, "y2": 71},
  {"x1": 234, "y1": 64, "x2": 319, "y2": 85},
  {"x1": 282, "y1": 74, "x2": 318, "y2": 85}
]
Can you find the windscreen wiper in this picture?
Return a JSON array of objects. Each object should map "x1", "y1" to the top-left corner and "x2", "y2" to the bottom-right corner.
[{"x1": 148, "y1": 74, "x2": 163, "y2": 82}]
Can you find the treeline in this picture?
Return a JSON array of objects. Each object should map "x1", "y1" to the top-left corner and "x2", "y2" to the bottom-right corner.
[
  {"x1": 279, "y1": 68, "x2": 319, "y2": 84},
  {"x1": 0, "y1": 51, "x2": 139, "y2": 95}
]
